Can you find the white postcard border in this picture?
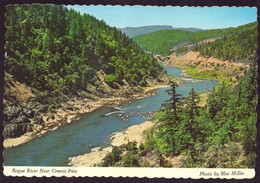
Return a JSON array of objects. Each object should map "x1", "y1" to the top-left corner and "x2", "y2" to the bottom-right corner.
[{"x1": 3, "y1": 166, "x2": 255, "y2": 179}]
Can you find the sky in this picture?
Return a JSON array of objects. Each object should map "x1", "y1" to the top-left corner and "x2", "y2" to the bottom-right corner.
[{"x1": 66, "y1": 5, "x2": 257, "y2": 30}]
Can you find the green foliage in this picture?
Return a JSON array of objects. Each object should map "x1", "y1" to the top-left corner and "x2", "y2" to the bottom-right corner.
[
  {"x1": 182, "y1": 141, "x2": 252, "y2": 168},
  {"x1": 148, "y1": 60, "x2": 257, "y2": 167},
  {"x1": 139, "y1": 143, "x2": 145, "y2": 151},
  {"x1": 134, "y1": 30, "x2": 194, "y2": 55},
  {"x1": 175, "y1": 46, "x2": 189, "y2": 55},
  {"x1": 101, "y1": 146, "x2": 122, "y2": 167},
  {"x1": 133, "y1": 22, "x2": 257, "y2": 57},
  {"x1": 161, "y1": 82, "x2": 183, "y2": 123},
  {"x1": 122, "y1": 152, "x2": 141, "y2": 167},
  {"x1": 154, "y1": 110, "x2": 167, "y2": 121},
  {"x1": 193, "y1": 22, "x2": 257, "y2": 61},
  {"x1": 122, "y1": 141, "x2": 139, "y2": 154},
  {"x1": 5, "y1": 4, "x2": 163, "y2": 97},
  {"x1": 101, "y1": 142, "x2": 139, "y2": 167},
  {"x1": 104, "y1": 74, "x2": 117, "y2": 84},
  {"x1": 184, "y1": 65, "x2": 226, "y2": 80},
  {"x1": 157, "y1": 153, "x2": 172, "y2": 167},
  {"x1": 142, "y1": 159, "x2": 151, "y2": 167}
]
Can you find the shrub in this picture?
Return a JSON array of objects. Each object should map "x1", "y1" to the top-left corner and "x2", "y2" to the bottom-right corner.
[
  {"x1": 158, "y1": 153, "x2": 172, "y2": 167},
  {"x1": 122, "y1": 152, "x2": 141, "y2": 167},
  {"x1": 101, "y1": 146, "x2": 122, "y2": 167},
  {"x1": 142, "y1": 159, "x2": 151, "y2": 167},
  {"x1": 105, "y1": 74, "x2": 117, "y2": 83},
  {"x1": 139, "y1": 143, "x2": 145, "y2": 151},
  {"x1": 122, "y1": 141, "x2": 138, "y2": 154}
]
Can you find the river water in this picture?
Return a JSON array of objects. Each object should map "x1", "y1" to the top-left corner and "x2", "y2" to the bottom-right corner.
[{"x1": 4, "y1": 67, "x2": 217, "y2": 166}]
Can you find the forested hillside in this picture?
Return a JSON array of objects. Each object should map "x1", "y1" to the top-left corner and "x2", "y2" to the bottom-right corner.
[
  {"x1": 4, "y1": 4, "x2": 164, "y2": 139},
  {"x1": 5, "y1": 5, "x2": 163, "y2": 97},
  {"x1": 193, "y1": 22, "x2": 257, "y2": 61},
  {"x1": 133, "y1": 22, "x2": 257, "y2": 56},
  {"x1": 133, "y1": 30, "x2": 194, "y2": 55}
]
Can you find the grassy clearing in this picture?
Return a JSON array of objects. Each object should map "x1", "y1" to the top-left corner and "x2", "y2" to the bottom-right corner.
[{"x1": 183, "y1": 65, "x2": 226, "y2": 80}]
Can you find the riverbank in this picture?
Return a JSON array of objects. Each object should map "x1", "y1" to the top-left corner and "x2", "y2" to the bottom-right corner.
[
  {"x1": 68, "y1": 120, "x2": 155, "y2": 167},
  {"x1": 3, "y1": 84, "x2": 169, "y2": 149},
  {"x1": 165, "y1": 51, "x2": 249, "y2": 80}
]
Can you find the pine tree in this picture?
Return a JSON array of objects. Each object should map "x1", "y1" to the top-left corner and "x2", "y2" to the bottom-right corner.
[
  {"x1": 161, "y1": 82, "x2": 182, "y2": 124},
  {"x1": 186, "y1": 88, "x2": 200, "y2": 120}
]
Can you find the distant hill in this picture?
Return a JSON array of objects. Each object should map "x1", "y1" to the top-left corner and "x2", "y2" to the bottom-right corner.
[
  {"x1": 119, "y1": 25, "x2": 174, "y2": 38},
  {"x1": 133, "y1": 29, "x2": 194, "y2": 55},
  {"x1": 133, "y1": 22, "x2": 257, "y2": 56},
  {"x1": 119, "y1": 25, "x2": 204, "y2": 38},
  {"x1": 177, "y1": 27, "x2": 204, "y2": 33}
]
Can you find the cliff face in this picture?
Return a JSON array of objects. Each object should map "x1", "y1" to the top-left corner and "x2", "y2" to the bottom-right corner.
[{"x1": 3, "y1": 73, "x2": 45, "y2": 138}]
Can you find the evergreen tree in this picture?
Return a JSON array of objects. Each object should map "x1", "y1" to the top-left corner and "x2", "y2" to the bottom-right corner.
[
  {"x1": 186, "y1": 88, "x2": 200, "y2": 120},
  {"x1": 161, "y1": 82, "x2": 182, "y2": 123}
]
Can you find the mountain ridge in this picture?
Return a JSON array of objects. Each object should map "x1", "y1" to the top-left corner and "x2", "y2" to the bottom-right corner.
[{"x1": 119, "y1": 25, "x2": 204, "y2": 38}]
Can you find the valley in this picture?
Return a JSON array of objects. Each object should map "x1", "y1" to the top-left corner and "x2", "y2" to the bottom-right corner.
[{"x1": 3, "y1": 4, "x2": 257, "y2": 169}]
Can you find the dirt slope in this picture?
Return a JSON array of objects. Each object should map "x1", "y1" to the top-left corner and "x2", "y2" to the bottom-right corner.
[{"x1": 165, "y1": 51, "x2": 249, "y2": 77}]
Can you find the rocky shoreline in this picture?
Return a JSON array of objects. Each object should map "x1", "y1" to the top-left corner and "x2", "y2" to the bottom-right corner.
[
  {"x1": 68, "y1": 120, "x2": 155, "y2": 167},
  {"x1": 3, "y1": 84, "x2": 169, "y2": 149}
]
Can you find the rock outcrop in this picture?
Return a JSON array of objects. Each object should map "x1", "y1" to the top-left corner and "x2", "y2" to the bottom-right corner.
[{"x1": 3, "y1": 74, "x2": 45, "y2": 138}]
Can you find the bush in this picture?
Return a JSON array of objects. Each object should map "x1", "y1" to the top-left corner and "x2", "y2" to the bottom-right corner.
[
  {"x1": 122, "y1": 152, "x2": 141, "y2": 167},
  {"x1": 105, "y1": 74, "x2": 117, "y2": 83},
  {"x1": 181, "y1": 142, "x2": 252, "y2": 168},
  {"x1": 139, "y1": 143, "x2": 145, "y2": 151},
  {"x1": 158, "y1": 153, "x2": 172, "y2": 167},
  {"x1": 101, "y1": 146, "x2": 122, "y2": 167},
  {"x1": 142, "y1": 159, "x2": 151, "y2": 167},
  {"x1": 122, "y1": 141, "x2": 138, "y2": 154}
]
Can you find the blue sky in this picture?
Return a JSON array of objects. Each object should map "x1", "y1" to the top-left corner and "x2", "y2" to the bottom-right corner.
[{"x1": 66, "y1": 5, "x2": 257, "y2": 29}]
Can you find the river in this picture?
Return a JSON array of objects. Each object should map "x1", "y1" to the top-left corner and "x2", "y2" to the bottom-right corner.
[{"x1": 4, "y1": 66, "x2": 217, "y2": 166}]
